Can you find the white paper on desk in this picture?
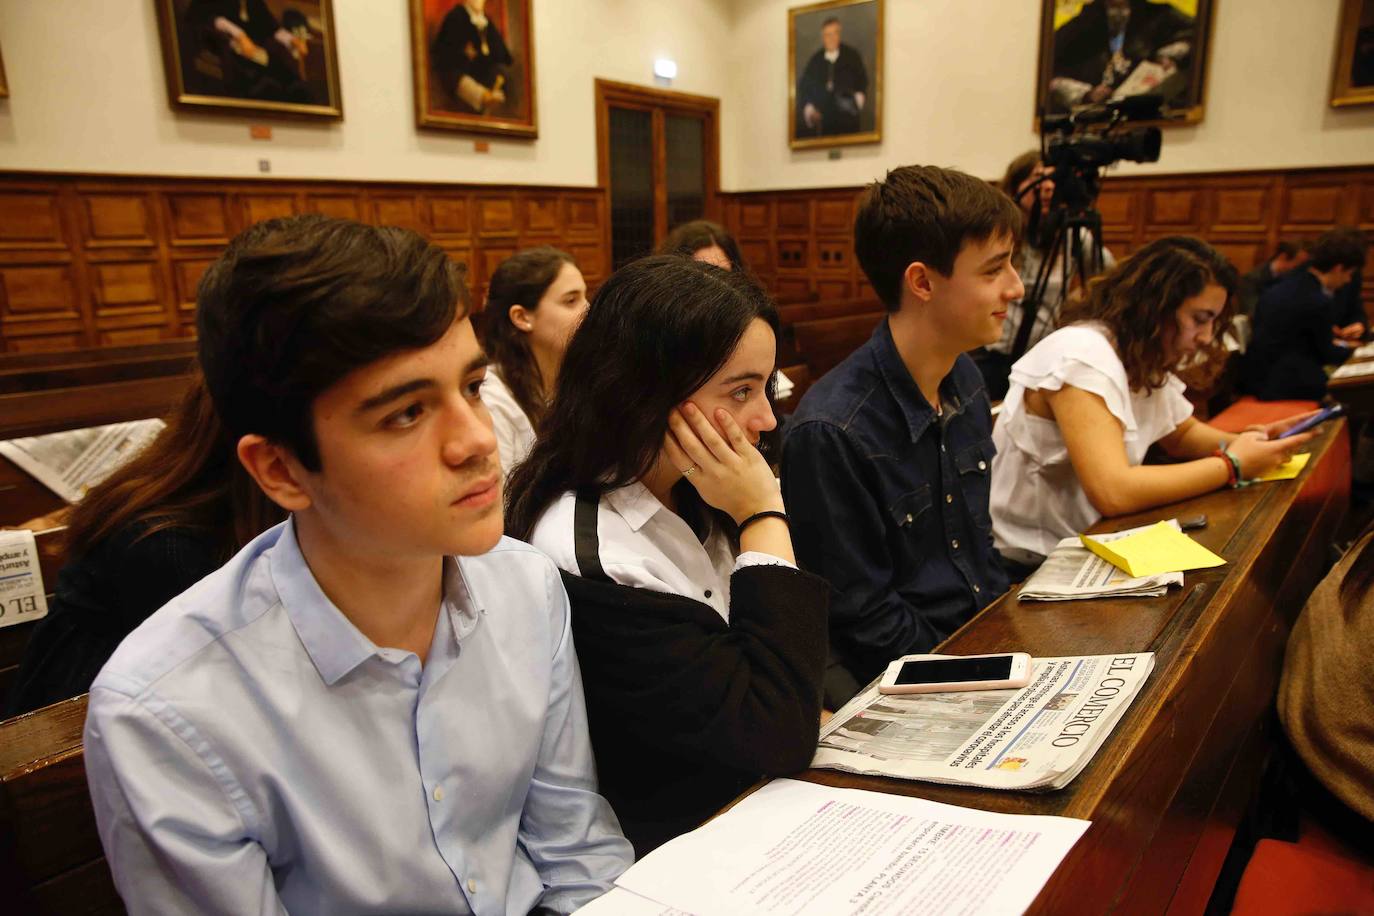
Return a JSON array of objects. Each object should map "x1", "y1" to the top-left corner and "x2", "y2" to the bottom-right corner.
[
  {"x1": 0, "y1": 419, "x2": 165, "y2": 503},
  {"x1": 1331, "y1": 359, "x2": 1374, "y2": 380},
  {"x1": 614, "y1": 778, "x2": 1090, "y2": 916},
  {"x1": 0, "y1": 529, "x2": 49, "y2": 630},
  {"x1": 1350, "y1": 342, "x2": 1374, "y2": 360},
  {"x1": 574, "y1": 887, "x2": 691, "y2": 915},
  {"x1": 1018, "y1": 520, "x2": 1184, "y2": 601}
]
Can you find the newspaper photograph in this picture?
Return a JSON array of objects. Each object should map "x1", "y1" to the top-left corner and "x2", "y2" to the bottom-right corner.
[
  {"x1": 0, "y1": 419, "x2": 165, "y2": 504},
  {"x1": 814, "y1": 653, "x2": 1154, "y2": 791},
  {"x1": 1018, "y1": 522, "x2": 1183, "y2": 601}
]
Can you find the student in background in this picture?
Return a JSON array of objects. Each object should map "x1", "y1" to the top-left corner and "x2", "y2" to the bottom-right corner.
[
  {"x1": 659, "y1": 219, "x2": 795, "y2": 403},
  {"x1": 83, "y1": 215, "x2": 631, "y2": 913},
  {"x1": 1237, "y1": 240, "x2": 1307, "y2": 320},
  {"x1": 477, "y1": 246, "x2": 589, "y2": 470},
  {"x1": 782, "y1": 165, "x2": 1021, "y2": 704},
  {"x1": 6, "y1": 374, "x2": 285, "y2": 717},
  {"x1": 506, "y1": 255, "x2": 828, "y2": 856},
  {"x1": 976, "y1": 150, "x2": 1115, "y2": 401},
  {"x1": 1245, "y1": 228, "x2": 1367, "y2": 401},
  {"x1": 992, "y1": 236, "x2": 1311, "y2": 572}
]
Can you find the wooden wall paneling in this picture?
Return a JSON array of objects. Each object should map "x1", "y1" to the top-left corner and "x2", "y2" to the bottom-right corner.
[
  {"x1": 1144, "y1": 186, "x2": 1203, "y2": 234},
  {"x1": 1094, "y1": 186, "x2": 1140, "y2": 237},
  {"x1": 1207, "y1": 241, "x2": 1268, "y2": 275},
  {"x1": 304, "y1": 193, "x2": 364, "y2": 221},
  {"x1": 1278, "y1": 177, "x2": 1349, "y2": 233},
  {"x1": 0, "y1": 189, "x2": 67, "y2": 252},
  {"x1": 171, "y1": 256, "x2": 214, "y2": 328},
  {"x1": 815, "y1": 238, "x2": 850, "y2": 274},
  {"x1": 474, "y1": 196, "x2": 519, "y2": 238},
  {"x1": 563, "y1": 194, "x2": 603, "y2": 239},
  {"x1": 775, "y1": 198, "x2": 810, "y2": 235},
  {"x1": 1357, "y1": 176, "x2": 1374, "y2": 231},
  {"x1": 0, "y1": 261, "x2": 85, "y2": 352},
  {"x1": 1208, "y1": 179, "x2": 1273, "y2": 235},
  {"x1": 772, "y1": 277, "x2": 811, "y2": 301},
  {"x1": 738, "y1": 238, "x2": 773, "y2": 276},
  {"x1": 370, "y1": 193, "x2": 427, "y2": 234},
  {"x1": 79, "y1": 193, "x2": 157, "y2": 249},
  {"x1": 564, "y1": 240, "x2": 605, "y2": 286},
  {"x1": 776, "y1": 239, "x2": 809, "y2": 272},
  {"x1": 474, "y1": 243, "x2": 517, "y2": 296},
  {"x1": 520, "y1": 194, "x2": 562, "y2": 238},
  {"x1": 736, "y1": 199, "x2": 773, "y2": 238},
  {"x1": 239, "y1": 192, "x2": 300, "y2": 226},
  {"x1": 163, "y1": 191, "x2": 235, "y2": 247},
  {"x1": 814, "y1": 195, "x2": 854, "y2": 234},
  {"x1": 427, "y1": 195, "x2": 472, "y2": 239}
]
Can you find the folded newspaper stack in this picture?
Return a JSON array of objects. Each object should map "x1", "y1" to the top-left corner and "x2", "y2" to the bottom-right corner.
[
  {"x1": 814, "y1": 653, "x2": 1155, "y2": 791},
  {"x1": 0, "y1": 419, "x2": 165, "y2": 504},
  {"x1": 1017, "y1": 521, "x2": 1184, "y2": 601}
]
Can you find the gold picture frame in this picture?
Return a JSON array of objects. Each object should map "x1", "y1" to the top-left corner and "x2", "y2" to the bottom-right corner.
[
  {"x1": 788, "y1": 0, "x2": 883, "y2": 150},
  {"x1": 1034, "y1": 0, "x2": 1216, "y2": 127},
  {"x1": 410, "y1": 0, "x2": 538, "y2": 139},
  {"x1": 153, "y1": 0, "x2": 343, "y2": 119},
  {"x1": 1331, "y1": 0, "x2": 1374, "y2": 107}
]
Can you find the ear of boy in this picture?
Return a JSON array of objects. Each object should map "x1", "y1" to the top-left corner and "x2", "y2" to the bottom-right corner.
[
  {"x1": 902, "y1": 261, "x2": 936, "y2": 305},
  {"x1": 237, "y1": 434, "x2": 313, "y2": 513}
]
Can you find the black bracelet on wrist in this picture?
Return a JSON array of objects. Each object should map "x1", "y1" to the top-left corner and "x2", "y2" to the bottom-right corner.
[{"x1": 739, "y1": 510, "x2": 788, "y2": 533}]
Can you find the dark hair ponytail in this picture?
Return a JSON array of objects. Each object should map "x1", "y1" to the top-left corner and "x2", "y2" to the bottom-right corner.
[{"x1": 477, "y1": 246, "x2": 576, "y2": 424}]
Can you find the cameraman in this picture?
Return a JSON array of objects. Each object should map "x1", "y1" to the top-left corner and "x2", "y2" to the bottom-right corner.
[{"x1": 975, "y1": 150, "x2": 1116, "y2": 401}]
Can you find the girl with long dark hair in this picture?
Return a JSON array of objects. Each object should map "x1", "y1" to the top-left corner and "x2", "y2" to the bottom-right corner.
[
  {"x1": 476, "y1": 246, "x2": 588, "y2": 469},
  {"x1": 990, "y1": 236, "x2": 1314, "y2": 570},
  {"x1": 505, "y1": 255, "x2": 828, "y2": 855},
  {"x1": 7, "y1": 372, "x2": 285, "y2": 715}
]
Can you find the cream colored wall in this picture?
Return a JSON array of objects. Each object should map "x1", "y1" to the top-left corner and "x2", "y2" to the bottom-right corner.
[
  {"x1": 723, "y1": 0, "x2": 1374, "y2": 191},
  {"x1": 0, "y1": 0, "x2": 734, "y2": 186},
  {"x1": 2, "y1": 0, "x2": 1371, "y2": 192}
]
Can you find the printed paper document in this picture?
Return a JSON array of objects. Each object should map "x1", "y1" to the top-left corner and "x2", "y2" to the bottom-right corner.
[
  {"x1": 0, "y1": 419, "x2": 165, "y2": 503},
  {"x1": 590, "y1": 779, "x2": 1089, "y2": 916}
]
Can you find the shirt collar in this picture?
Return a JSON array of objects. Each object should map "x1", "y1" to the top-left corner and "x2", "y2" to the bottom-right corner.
[
  {"x1": 604, "y1": 481, "x2": 665, "y2": 532},
  {"x1": 871, "y1": 318, "x2": 975, "y2": 443},
  {"x1": 270, "y1": 517, "x2": 479, "y2": 686}
]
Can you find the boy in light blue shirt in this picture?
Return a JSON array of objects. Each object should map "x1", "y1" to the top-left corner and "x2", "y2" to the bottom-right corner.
[{"x1": 83, "y1": 215, "x2": 632, "y2": 915}]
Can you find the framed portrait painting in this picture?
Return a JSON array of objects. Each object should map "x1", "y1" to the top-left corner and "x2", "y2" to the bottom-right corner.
[
  {"x1": 1331, "y1": 0, "x2": 1374, "y2": 107},
  {"x1": 153, "y1": 0, "x2": 343, "y2": 118},
  {"x1": 411, "y1": 0, "x2": 538, "y2": 138},
  {"x1": 1035, "y1": 0, "x2": 1216, "y2": 125},
  {"x1": 0, "y1": 44, "x2": 8, "y2": 99},
  {"x1": 788, "y1": 0, "x2": 883, "y2": 150}
]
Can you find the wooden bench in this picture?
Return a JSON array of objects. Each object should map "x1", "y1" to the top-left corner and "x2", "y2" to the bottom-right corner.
[
  {"x1": 0, "y1": 694, "x2": 123, "y2": 914},
  {"x1": 0, "y1": 352, "x2": 196, "y2": 396},
  {"x1": 0, "y1": 527, "x2": 68, "y2": 710},
  {"x1": 0, "y1": 375, "x2": 191, "y2": 441},
  {"x1": 777, "y1": 296, "x2": 882, "y2": 327},
  {"x1": 790, "y1": 311, "x2": 886, "y2": 380},
  {"x1": 0, "y1": 340, "x2": 196, "y2": 374}
]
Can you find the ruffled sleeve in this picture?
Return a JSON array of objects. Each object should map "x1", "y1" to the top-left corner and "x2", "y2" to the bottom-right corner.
[{"x1": 1006, "y1": 324, "x2": 1138, "y2": 436}]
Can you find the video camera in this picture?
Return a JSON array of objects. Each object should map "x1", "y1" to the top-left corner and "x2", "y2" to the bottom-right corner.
[{"x1": 1040, "y1": 93, "x2": 1163, "y2": 211}]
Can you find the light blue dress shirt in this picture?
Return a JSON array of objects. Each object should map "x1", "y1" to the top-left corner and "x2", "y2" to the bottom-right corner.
[{"x1": 83, "y1": 518, "x2": 632, "y2": 915}]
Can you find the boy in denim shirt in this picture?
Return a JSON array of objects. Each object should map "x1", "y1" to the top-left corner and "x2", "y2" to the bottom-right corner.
[{"x1": 782, "y1": 165, "x2": 1023, "y2": 702}]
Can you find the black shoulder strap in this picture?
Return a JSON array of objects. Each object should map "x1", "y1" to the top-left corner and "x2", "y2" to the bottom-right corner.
[{"x1": 573, "y1": 486, "x2": 612, "y2": 583}]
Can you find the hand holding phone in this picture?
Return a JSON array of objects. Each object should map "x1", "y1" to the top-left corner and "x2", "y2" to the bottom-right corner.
[
  {"x1": 1276, "y1": 404, "x2": 1344, "y2": 439},
  {"x1": 878, "y1": 652, "x2": 1033, "y2": 695}
]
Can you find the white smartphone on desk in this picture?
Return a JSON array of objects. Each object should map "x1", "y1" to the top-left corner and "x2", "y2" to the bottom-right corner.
[{"x1": 878, "y1": 652, "x2": 1032, "y2": 695}]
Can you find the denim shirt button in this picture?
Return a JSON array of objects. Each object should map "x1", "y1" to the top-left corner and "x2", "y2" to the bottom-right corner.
[
  {"x1": 945, "y1": 494, "x2": 953, "y2": 504},
  {"x1": 904, "y1": 513, "x2": 913, "y2": 525},
  {"x1": 978, "y1": 460, "x2": 987, "y2": 471},
  {"x1": 951, "y1": 538, "x2": 960, "y2": 549}
]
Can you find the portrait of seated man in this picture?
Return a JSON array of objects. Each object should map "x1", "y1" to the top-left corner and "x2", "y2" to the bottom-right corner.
[
  {"x1": 1047, "y1": 0, "x2": 1196, "y2": 113},
  {"x1": 795, "y1": 15, "x2": 870, "y2": 137},
  {"x1": 430, "y1": 0, "x2": 514, "y2": 115},
  {"x1": 180, "y1": 0, "x2": 321, "y2": 105}
]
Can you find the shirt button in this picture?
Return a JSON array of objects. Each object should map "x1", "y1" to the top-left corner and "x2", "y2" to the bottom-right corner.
[
  {"x1": 951, "y1": 539, "x2": 960, "y2": 549},
  {"x1": 467, "y1": 879, "x2": 477, "y2": 894},
  {"x1": 945, "y1": 494, "x2": 953, "y2": 504},
  {"x1": 432, "y1": 785, "x2": 444, "y2": 802},
  {"x1": 974, "y1": 585, "x2": 981, "y2": 593},
  {"x1": 904, "y1": 513, "x2": 913, "y2": 524},
  {"x1": 704, "y1": 589, "x2": 713, "y2": 599},
  {"x1": 978, "y1": 460, "x2": 987, "y2": 471}
]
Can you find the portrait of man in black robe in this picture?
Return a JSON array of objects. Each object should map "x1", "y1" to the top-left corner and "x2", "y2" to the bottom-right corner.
[
  {"x1": 796, "y1": 16, "x2": 869, "y2": 137},
  {"x1": 430, "y1": 0, "x2": 514, "y2": 115}
]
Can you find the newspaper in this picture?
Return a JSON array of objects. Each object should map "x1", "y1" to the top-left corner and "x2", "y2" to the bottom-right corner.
[
  {"x1": 1348, "y1": 341, "x2": 1374, "y2": 361},
  {"x1": 0, "y1": 419, "x2": 165, "y2": 503},
  {"x1": 0, "y1": 529, "x2": 50, "y2": 631},
  {"x1": 1331, "y1": 358, "x2": 1374, "y2": 380},
  {"x1": 814, "y1": 653, "x2": 1154, "y2": 791},
  {"x1": 1018, "y1": 521, "x2": 1184, "y2": 601}
]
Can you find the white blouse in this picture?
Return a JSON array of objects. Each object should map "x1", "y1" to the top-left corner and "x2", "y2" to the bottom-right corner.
[
  {"x1": 528, "y1": 481, "x2": 794, "y2": 622},
  {"x1": 480, "y1": 367, "x2": 537, "y2": 476},
  {"x1": 990, "y1": 322, "x2": 1195, "y2": 559}
]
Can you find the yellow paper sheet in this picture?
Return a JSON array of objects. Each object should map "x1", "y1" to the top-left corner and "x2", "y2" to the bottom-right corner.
[
  {"x1": 1080, "y1": 521, "x2": 1226, "y2": 578},
  {"x1": 1253, "y1": 452, "x2": 1310, "y2": 483}
]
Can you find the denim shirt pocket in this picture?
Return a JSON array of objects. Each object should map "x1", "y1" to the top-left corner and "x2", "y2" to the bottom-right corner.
[
  {"x1": 954, "y1": 440, "x2": 996, "y2": 532},
  {"x1": 888, "y1": 484, "x2": 934, "y2": 534}
]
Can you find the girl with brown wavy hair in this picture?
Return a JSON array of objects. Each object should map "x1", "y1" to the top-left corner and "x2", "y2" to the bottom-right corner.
[
  {"x1": 989, "y1": 235, "x2": 1315, "y2": 570},
  {"x1": 476, "y1": 246, "x2": 588, "y2": 471}
]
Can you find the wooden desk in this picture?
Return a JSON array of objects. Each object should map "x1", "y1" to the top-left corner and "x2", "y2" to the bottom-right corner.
[{"x1": 798, "y1": 421, "x2": 1350, "y2": 914}]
